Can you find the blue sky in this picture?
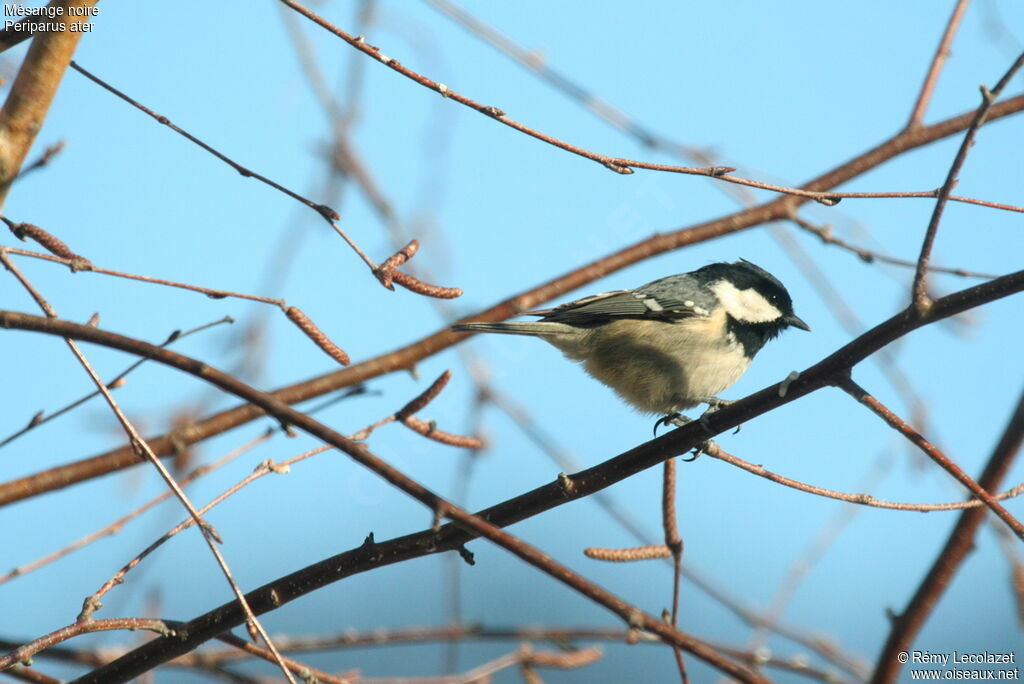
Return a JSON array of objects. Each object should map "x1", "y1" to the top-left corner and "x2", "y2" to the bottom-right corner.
[{"x1": 1, "y1": 2, "x2": 1022, "y2": 682}]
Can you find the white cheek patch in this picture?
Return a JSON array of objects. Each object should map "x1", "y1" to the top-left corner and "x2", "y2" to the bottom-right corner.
[{"x1": 710, "y1": 280, "x2": 782, "y2": 323}]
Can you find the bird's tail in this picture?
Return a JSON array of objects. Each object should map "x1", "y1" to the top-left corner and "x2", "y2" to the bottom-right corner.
[{"x1": 451, "y1": 321, "x2": 571, "y2": 337}]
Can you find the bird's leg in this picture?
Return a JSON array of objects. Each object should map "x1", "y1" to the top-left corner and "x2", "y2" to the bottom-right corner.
[
  {"x1": 696, "y1": 396, "x2": 741, "y2": 434},
  {"x1": 697, "y1": 396, "x2": 734, "y2": 411},
  {"x1": 653, "y1": 413, "x2": 712, "y2": 461}
]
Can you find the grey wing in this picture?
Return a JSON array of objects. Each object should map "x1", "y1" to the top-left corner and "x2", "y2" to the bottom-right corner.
[{"x1": 525, "y1": 274, "x2": 713, "y2": 326}]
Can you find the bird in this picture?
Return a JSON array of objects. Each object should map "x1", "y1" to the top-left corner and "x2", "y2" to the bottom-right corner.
[{"x1": 451, "y1": 260, "x2": 808, "y2": 428}]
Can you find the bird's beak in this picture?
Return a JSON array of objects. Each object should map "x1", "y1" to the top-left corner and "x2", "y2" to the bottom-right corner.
[{"x1": 786, "y1": 314, "x2": 810, "y2": 331}]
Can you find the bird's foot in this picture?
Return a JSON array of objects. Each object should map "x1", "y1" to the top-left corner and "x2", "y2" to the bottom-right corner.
[
  {"x1": 653, "y1": 412, "x2": 691, "y2": 437},
  {"x1": 653, "y1": 412, "x2": 711, "y2": 461},
  {"x1": 699, "y1": 396, "x2": 733, "y2": 410},
  {"x1": 696, "y1": 397, "x2": 742, "y2": 435}
]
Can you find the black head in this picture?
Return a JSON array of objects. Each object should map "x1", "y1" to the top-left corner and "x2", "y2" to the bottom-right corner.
[{"x1": 696, "y1": 259, "x2": 809, "y2": 355}]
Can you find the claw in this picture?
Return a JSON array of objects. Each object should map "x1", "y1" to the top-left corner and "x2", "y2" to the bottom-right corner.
[
  {"x1": 682, "y1": 442, "x2": 707, "y2": 461},
  {"x1": 653, "y1": 412, "x2": 691, "y2": 437},
  {"x1": 685, "y1": 437, "x2": 716, "y2": 461}
]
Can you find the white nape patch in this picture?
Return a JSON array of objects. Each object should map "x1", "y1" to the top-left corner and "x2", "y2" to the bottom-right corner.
[
  {"x1": 642, "y1": 297, "x2": 663, "y2": 312},
  {"x1": 710, "y1": 279, "x2": 782, "y2": 323}
]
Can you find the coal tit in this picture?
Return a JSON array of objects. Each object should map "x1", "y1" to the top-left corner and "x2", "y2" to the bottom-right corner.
[{"x1": 452, "y1": 260, "x2": 809, "y2": 422}]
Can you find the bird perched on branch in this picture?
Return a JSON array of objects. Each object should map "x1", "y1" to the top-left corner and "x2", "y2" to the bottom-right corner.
[{"x1": 452, "y1": 259, "x2": 808, "y2": 429}]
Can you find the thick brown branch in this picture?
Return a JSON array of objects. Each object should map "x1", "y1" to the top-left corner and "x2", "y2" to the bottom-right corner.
[
  {"x1": 1, "y1": 267, "x2": 1021, "y2": 682},
  {"x1": 0, "y1": 313, "x2": 767, "y2": 683},
  {"x1": 1, "y1": 95, "x2": 1022, "y2": 506},
  {"x1": 0, "y1": 0, "x2": 98, "y2": 207}
]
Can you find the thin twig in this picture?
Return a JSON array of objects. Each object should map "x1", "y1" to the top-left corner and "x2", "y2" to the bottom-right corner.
[
  {"x1": 836, "y1": 375, "x2": 1024, "y2": 540},
  {"x1": 0, "y1": 316, "x2": 233, "y2": 449},
  {"x1": 911, "y1": 50, "x2": 1024, "y2": 312},
  {"x1": 0, "y1": 252, "x2": 296, "y2": 684},
  {"x1": 3, "y1": 313, "x2": 770, "y2": 684},
  {"x1": 85, "y1": 446, "x2": 330, "y2": 611},
  {"x1": 69, "y1": 61, "x2": 461, "y2": 299},
  {"x1": 288, "y1": 0, "x2": 1022, "y2": 213},
  {"x1": 1, "y1": 618, "x2": 176, "y2": 670},
  {"x1": 0, "y1": 429, "x2": 271, "y2": 584},
  {"x1": 8, "y1": 264, "x2": 1024, "y2": 679},
  {"x1": 704, "y1": 442, "x2": 1023, "y2": 512},
  {"x1": 906, "y1": 0, "x2": 973, "y2": 129},
  {"x1": 5, "y1": 246, "x2": 357, "y2": 366},
  {"x1": 871, "y1": 388, "x2": 1024, "y2": 683},
  {"x1": 478, "y1": 384, "x2": 865, "y2": 677},
  {"x1": 277, "y1": 0, "x2": 725, "y2": 180},
  {"x1": 663, "y1": 457, "x2": 688, "y2": 683},
  {"x1": 3, "y1": 94, "x2": 1023, "y2": 505},
  {"x1": 2, "y1": 624, "x2": 852, "y2": 682},
  {"x1": 5, "y1": 246, "x2": 282, "y2": 304},
  {"x1": 13, "y1": 140, "x2": 66, "y2": 180},
  {"x1": 789, "y1": 214, "x2": 998, "y2": 279},
  {"x1": 214, "y1": 633, "x2": 351, "y2": 684}
]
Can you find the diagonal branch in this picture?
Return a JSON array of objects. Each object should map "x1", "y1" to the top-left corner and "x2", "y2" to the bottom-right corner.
[
  {"x1": 911, "y1": 50, "x2": 1024, "y2": 312},
  {"x1": 282, "y1": 0, "x2": 1024, "y2": 212},
  {"x1": 870, "y1": 388, "x2": 1024, "y2": 684},
  {"x1": 0, "y1": 317, "x2": 763, "y2": 684},
  {"x1": 68, "y1": 61, "x2": 460, "y2": 300},
  {"x1": 836, "y1": 375, "x2": 1024, "y2": 540},
  {"x1": 1, "y1": 94, "x2": 1023, "y2": 506},
  {"x1": 0, "y1": 0, "x2": 98, "y2": 207},
  {"x1": 1, "y1": 266, "x2": 1022, "y2": 681},
  {"x1": 0, "y1": 250, "x2": 298, "y2": 684},
  {"x1": 905, "y1": 0, "x2": 972, "y2": 129}
]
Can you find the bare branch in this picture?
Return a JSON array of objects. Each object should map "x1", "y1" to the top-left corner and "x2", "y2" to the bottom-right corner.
[
  {"x1": 836, "y1": 375, "x2": 1024, "y2": 540},
  {"x1": 906, "y1": 0, "x2": 972, "y2": 129},
  {"x1": 3, "y1": 94, "x2": 1022, "y2": 505},
  {"x1": 0, "y1": 316, "x2": 233, "y2": 450},
  {"x1": 871, "y1": 389, "x2": 1024, "y2": 683},
  {"x1": 911, "y1": 51, "x2": 1024, "y2": 312},
  {"x1": 0, "y1": 0, "x2": 98, "y2": 207},
  {"x1": 283, "y1": 0, "x2": 1020, "y2": 212},
  {"x1": 3, "y1": 264, "x2": 1023, "y2": 681},
  {"x1": 0, "y1": 310, "x2": 772, "y2": 684},
  {"x1": 705, "y1": 442, "x2": 1024, "y2": 512},
  {"x1": 0, "y1": 429, "x2": 268, "y2": 584}
]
